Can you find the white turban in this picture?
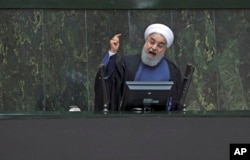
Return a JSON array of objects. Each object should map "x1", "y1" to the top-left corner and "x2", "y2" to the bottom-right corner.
[{"x1": 144, "y1": 23, "x2": 174, "y2": 48}]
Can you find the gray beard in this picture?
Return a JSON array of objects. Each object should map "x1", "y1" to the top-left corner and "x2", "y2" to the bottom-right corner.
[{"x1": 141, "y1": 48, "x2": 164, "y2": 67}]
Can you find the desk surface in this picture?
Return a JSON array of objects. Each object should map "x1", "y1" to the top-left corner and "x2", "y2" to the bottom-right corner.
[
  {"x1": 1, "y1": 110, "x2": 250, "y2": 120},
  {"x1": 1, "y1": 111, "x2": 250, "y2": 160}
]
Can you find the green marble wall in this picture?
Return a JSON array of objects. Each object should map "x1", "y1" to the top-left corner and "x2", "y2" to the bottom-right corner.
[{"x1": 0, "y1": 9, "x2": 249, "y2": 111}]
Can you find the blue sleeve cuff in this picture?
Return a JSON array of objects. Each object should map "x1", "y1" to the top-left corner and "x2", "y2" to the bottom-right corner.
[{"x1": 101, "y1": 52, "x2": 110, "y2": 66}]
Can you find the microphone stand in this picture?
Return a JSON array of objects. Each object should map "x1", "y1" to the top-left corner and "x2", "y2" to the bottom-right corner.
[
  {"x1": 177, "y1": 64, "x2": 195, "y2": 111},
  {"x1": 98, "y1": 64, "x2": 110, "y2": 112}
]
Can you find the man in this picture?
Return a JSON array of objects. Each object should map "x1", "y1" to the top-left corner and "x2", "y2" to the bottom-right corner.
[{"x1": 95, "y1": 23, "x2": 182, "y2": 111}]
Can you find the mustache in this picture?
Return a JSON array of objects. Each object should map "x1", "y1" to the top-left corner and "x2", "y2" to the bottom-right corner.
[
  {"x1": 141, "y1": 48, "x2": 163, "y2": 67},
  {"x1": 148, "y1": 49, "x2": 157, "y2": 55}
]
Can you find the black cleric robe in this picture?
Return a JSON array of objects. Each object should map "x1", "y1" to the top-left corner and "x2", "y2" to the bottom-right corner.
[{"x1": 94, "y1": 53, "x2": 182, "y2": 111}]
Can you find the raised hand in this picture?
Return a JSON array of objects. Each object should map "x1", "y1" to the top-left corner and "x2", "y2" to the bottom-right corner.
[{"x1": 109, "y1": 33, "x2": 122, "y2": 53}]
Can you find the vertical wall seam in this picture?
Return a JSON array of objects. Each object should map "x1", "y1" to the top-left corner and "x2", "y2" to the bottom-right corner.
[
  {"x1": 41, "y1": 9, "x2": 46, "y2": 111},
  {"x1": 84, "y1": 10, "x2": 90, "y2": 110}
]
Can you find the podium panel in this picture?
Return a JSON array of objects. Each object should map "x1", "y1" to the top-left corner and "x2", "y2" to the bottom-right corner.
[{"x1": 1, "y1": 112, "x2": 250, "y2": 160}]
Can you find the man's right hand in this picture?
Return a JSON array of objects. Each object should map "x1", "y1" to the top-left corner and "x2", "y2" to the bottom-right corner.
[{"x1": 109, "y1": 33, "x2": 122, "y2": 54}]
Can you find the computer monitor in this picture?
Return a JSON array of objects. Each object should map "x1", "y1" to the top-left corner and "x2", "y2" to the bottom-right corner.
[{"x1": 120, "y1": 81, "x2": 174, "y2": 111}]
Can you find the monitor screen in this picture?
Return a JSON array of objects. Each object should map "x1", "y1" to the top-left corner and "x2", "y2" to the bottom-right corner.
[{"x1": 120, "y1": 81, "x2": 174, "y2": 111}]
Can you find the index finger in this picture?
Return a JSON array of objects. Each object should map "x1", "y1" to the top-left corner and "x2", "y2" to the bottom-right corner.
[
  {"x1": 114, "y1": 33, "x2": 122, "y2": 37},
  {"x1": 112, "y1": 33, "x2": 122, "y2": 40}
]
